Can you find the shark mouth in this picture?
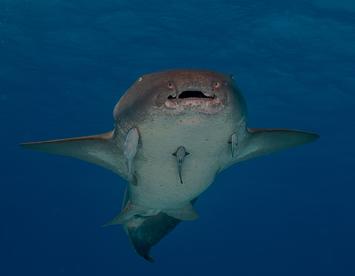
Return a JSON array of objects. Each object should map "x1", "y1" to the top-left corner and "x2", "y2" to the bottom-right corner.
[
  {"x1": 168, "y1": 90, "x2": 216, "y2": 100},
  {"x1": 165, "y1": 90, "x2": 223, "y2": 113}
]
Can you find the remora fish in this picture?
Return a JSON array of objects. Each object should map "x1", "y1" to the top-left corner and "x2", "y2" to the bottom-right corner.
[{"x1": 22, "y1": 70, "x2": 318, "y2": 261}]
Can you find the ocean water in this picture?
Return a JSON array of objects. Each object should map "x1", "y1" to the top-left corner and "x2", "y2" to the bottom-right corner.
[{"x1": 1, "y1": 0, "x2": 354, "y2": 275}]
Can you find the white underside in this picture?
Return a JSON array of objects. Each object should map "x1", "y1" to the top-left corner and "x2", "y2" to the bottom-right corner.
[{"x1": 126, "y1": 108, "x2": 242, "y2": 211}]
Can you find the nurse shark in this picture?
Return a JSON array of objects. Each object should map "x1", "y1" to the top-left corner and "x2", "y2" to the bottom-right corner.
[{"x1": 22, "y1": 70, "x2": 318, "y2": 262}]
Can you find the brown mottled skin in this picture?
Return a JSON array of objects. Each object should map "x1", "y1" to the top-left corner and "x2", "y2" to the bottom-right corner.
[{"x1": 113, "y1": 70, "x2": 244, "y2": 132}]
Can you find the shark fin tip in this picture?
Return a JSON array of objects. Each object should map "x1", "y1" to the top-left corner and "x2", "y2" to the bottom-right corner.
[{"x1": 143, "y1": 254, "x2": 155, "y2": 263}]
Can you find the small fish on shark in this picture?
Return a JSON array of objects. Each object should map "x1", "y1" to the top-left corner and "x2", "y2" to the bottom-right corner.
[
  {"x1": 22, "y1": 69, "x2": 319, "y2": 262},
  {"x1": 172, "y1": 146, "x2": 190, "y2": 184}
]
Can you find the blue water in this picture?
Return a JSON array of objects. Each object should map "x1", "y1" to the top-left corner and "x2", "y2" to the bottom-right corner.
[{"x1": 1, "y1": 0, "x2": 354, "y2": 275}]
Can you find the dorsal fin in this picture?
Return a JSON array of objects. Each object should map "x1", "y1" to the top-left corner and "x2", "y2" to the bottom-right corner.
[{"x1": 21, "y1": 131, "x2": 127, "y2": 178}]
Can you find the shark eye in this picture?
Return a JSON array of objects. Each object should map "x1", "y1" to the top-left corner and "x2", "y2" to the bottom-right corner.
[
  {"x1": 213, "y1": 81, "x2": 220, "y2": 89},
  {"x1": 168, "y1": 81, "x2": 174, "y2": 89}
]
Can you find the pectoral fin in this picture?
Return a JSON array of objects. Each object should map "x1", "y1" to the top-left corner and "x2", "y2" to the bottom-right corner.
[
  {"x1": 21, "y1": 131, "x2": 127, "y2": 178},
  {"x1": 164, "y1": 203, "x2": 198, "y2": 221},
  {"x1": 237, "y1": 128, "x2": 319, "y2": 162}
]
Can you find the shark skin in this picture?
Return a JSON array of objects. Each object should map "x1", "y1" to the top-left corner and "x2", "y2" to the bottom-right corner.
[{"x1": 22, "y1": 69, "x2": 319, "y2": 261}]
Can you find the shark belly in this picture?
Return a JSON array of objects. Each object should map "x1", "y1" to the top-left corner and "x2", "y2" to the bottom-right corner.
[{"x1": 128, "y1": 112, "x2": 236, "y2": 210}]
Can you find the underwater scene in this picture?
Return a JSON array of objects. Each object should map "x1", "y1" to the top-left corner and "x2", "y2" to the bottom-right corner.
[{"x1": 1, "y1": 0, "x2": 354, "y2": 275}]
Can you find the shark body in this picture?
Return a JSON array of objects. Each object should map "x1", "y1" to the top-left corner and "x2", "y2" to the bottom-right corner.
[{"x1": 22, "y1": 70, "x2": 318, "y2": 261}]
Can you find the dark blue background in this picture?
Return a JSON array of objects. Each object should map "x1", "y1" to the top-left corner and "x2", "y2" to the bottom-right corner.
[{"x1": 1, "y1": 0, "x2": 354, "y2": 275}]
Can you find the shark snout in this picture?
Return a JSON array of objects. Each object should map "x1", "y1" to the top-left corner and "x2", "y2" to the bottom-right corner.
[
  {"x1": 166, "y1": 78, "x2": 226, "y2": 100},
  {"x1": 165, "y1": 79, "x2": 224, "y2": 100},
  {"x1": 161, "y1": 79, "x2": 229, "y2": 114}
]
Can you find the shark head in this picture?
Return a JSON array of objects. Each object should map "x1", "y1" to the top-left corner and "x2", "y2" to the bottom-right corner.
[{"x1": 113, "y1": 70, "x2": 246, "y2": 128}]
